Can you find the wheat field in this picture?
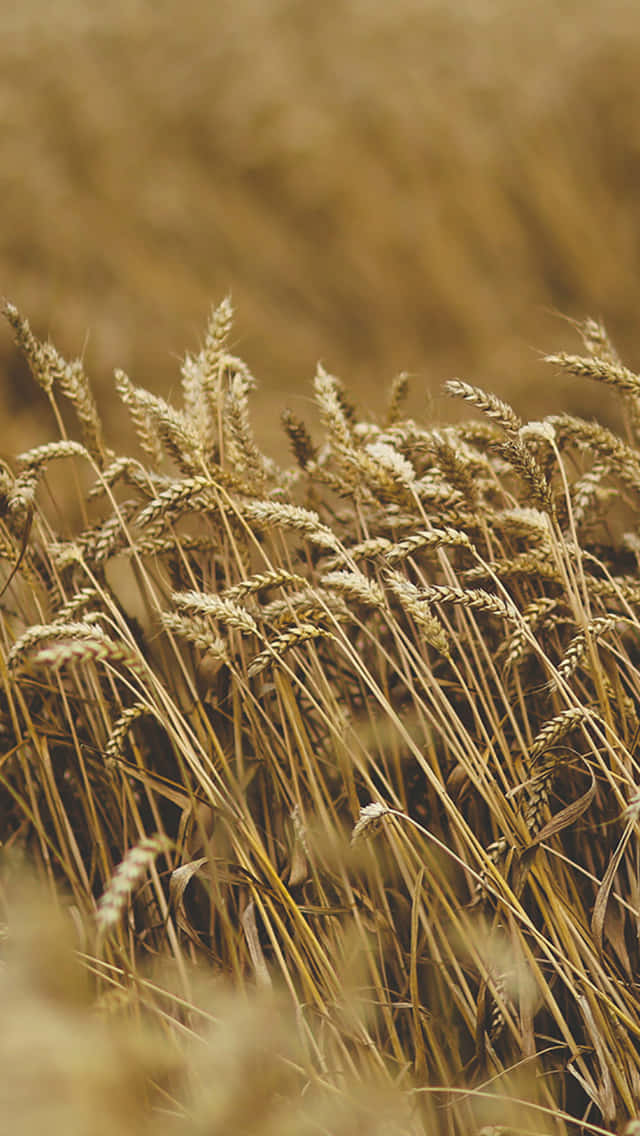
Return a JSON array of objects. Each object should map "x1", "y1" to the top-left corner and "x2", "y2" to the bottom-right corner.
[
  {"x1": 2, "y1": 297, "x2": 640, "y2": 1133},
  {"x1": 5, "y1": 3, "x2": 640, "y2": 1131}
]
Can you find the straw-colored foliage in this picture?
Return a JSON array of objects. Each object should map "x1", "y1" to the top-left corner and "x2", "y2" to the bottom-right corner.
[{"x1": 3, "y1": 299, "x2": 640, "y2": 1134}]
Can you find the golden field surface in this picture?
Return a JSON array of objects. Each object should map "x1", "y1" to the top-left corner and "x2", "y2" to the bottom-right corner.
[{"x1": 3, "y1": 0, "x2": 640, "y2": 450}]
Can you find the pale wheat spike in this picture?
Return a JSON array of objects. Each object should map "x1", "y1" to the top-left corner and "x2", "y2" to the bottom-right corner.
[
  {"x1": 589, "y1": 574, "x2": 640, "y2": 605},
  {"x1": 240, "y1": 500, "x2": 339, "y2": 549},
  {"x1": 180, "y1": 351, "x2": 210, "y2": 437},
  {"x1": 519, "y1": 420, "x2": 557, "y2": 446},
  {"x1": 495, "y1": 437, "x2": 555, "y2": 513},
  {"x1": 547, "y1": 412, "x2": 639, "y2": 463},
  {"x1": 483, "y1": 973, "x2": 511, "y2": 1048},
  {"x1": 126, "y1": 533, "x2": 220, "y2": 559},
  {"x1": 364, "y1": 441, "x2": 416, "y2": 485},
  {"x1": 547, "y1": 414, "x2": 640, "y2": 500},
  {"x1": 87, "y1": 456, "x2": 160, "y2": 500},
  {"x1": 3, "y1": 301, "x2": 63, "y2": 396},
  {"x1": 222, "y1": 568, "x2": 307, "y2": 601},
  {"x1": 128, "y1": 386, "x2": 204, "y2": 475},
  {"x1": 571, "y1": 463, "x2": 609, "y2": 526},
  {"x1": 384, "y1": 527, "x2": 472, "y2": 566},
  {"x1": 48, "y1": 540, "x2": 85, "y2": 570},
  {"x1": 30, "y1": 635, "x2": 148, "y2": 681},
  {"x1": 313, "y1": 363, "x2": 354, "y2": 450},
  {"x1": 501, "y1": 596, "x2": 561, "y2": 670},
  {"x1": 444, "y1": 379, "x2": 522, "y2": 433},
  {"x1": 474, "y1": 837, "x2": 509, "y2": 903},
  {"x1": 261, "y1": 589, "x2": 349, "y2": 630},
  {"x1": 343, "y1": 445, "x2": 414, "y2": 505},
  {"x1": 419, "y1": 583, "x2": 519, "y2": 621},
  {"x1": 161, "y1": 611, "x2": 230, "y2": 658},
  {"x1": 579, "y1": 317, "x2": 620, "y2": 365},
  {"x1": 186, "y1": 298, "x2": 236, "y2": 450},
  {"x1": 321, "y1": 569, "x2": 386, "y2": 610},
  {"x1": 352, "y1": 419, "x2": 382, "y2": 447},
  {"x1": 465, "y1": 552, "x2": 560, "y2": 585},
  {"x1": 495, "y1": 507, "x2": 551, "y2": 539},
  {"x1": 6, "y1": 473, "x2": 38, "y2": 524},
  {"x1": 590, "y1": 451, "x2": 640, "y2": 498},
  {"x1": 53, "y1": 356, "x2": 107, "y2": 463},
  {"x1": 528, "y1": 707, "x2": 591, "y2": 766},
  {"x1": 135, "y1": 475, "x2": 223, "y2": 539},
  {"x1": 223, "y1": 370, "x2": 268, "y2": 486},
  {"x1": 8, "y1": 621, "x2": 108, "y2": 670},
  {"x1": 384, "y1": 572, "x2": 451, "y2": 657},
  {"x1": 56, "y1": 587, "x2": 100, "y2": 622},
  {"x1": 455, "y1": 420, "x2": 502, "y2": 450},
  {"x1": 17, "y1": 440, "x2": 91, "y2": 471},
  {"x1": 523, "y1": 765, "x2": 554, "y2": 839},
  {"x1": 385, "y1": 371, "x2": 409, "y2": 425},
  {"x1": 546, "y1": 352, "x2": 640, "y2": 399},
  {"x1": 324, "y1": 536, "x2": 393, "y2": 569},
  {"x1": 202, "y1": 296, "x2": 234, "y2": 380},
  {"x1": 79, "y1": 504, "x2": 139, "y2": 564},
  {"x1": 380, "y1": 418, "x2": 430, "y2": 453},
  {"x1": 248, "y1": 624, "x2": 332, "y2": 678},
  {"x1": 429, "y1": 429, "x2": 480, "y2": 502},
  {"x1": 104, "y1": 703, "x2": 150, "y2": 764},
  {"x1": 556, "y1": 615, "x2": 620, "y2": 681},
  {"x1": 114, "y1": 369, "x2": 164, "y2": 464},
  {"x1": 351, "y1": 802, "x2": 392, "y2": 846},
  {"x1": 172, "y1": 590, "x2": 259, "y2": 635},
  {"x1": 281, "y1": 408, "x2": 318, "y2": 469},
  {"x1": 96, "y1": 834, "x2": 172, "y2": 934}
]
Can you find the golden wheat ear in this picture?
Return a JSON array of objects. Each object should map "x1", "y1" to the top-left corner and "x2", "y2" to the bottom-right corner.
[
  {"x1": 96, "y1": 834, "x2": 173, "y2": 935},
  {"x1": 3, "y1": 300, "x2": 108, "y2": 463}
]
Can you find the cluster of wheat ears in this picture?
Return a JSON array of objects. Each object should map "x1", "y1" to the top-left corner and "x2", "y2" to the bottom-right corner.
[{"x1": 2, "y1": 299, "x2": 640, "y2": 1135}]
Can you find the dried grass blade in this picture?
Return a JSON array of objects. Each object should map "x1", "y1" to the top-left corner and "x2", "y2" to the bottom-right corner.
[
  {"x1": 241, "y1": 899, "x2": 272, "y2": 988},
  {"x1": 591, "y1": 821, "x2": 635, "y2": 953},
  {"x1": 525, "y1": 764, "x2": 597, "y2": 851}
]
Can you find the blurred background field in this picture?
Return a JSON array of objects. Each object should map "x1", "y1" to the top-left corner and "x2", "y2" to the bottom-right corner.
[{"x1": 3, "y1": 0, "x2": 640, "y2": 451}]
